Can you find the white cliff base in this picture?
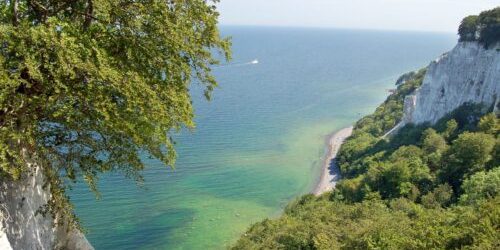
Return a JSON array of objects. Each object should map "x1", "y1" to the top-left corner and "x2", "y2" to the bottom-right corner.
[
  {"x1": 404, "y1": 42, "x2": 500, "y2": 125},
  {"x1": 0, "y1": 161, "x2": 93, "y2": 250}
]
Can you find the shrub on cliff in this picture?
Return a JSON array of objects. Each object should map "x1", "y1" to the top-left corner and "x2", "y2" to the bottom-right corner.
[
  {"x1": 459, "y1": 15, "x2": 479, "y2": 42},
  {"x1": 477, "y1": 7, "x2": 500, "y2": 48},
  {"x1": 459, "y1": 7, "x2": 500, "y2": 47}
]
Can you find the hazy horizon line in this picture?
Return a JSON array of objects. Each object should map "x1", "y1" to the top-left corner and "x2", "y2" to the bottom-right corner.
[{"x1": 218, "y1": 24, "x2": 458, "y2": 35}]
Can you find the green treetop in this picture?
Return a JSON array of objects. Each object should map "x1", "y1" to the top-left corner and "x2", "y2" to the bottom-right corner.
[
  {"x1": 458, "y1": 7, "x2": 500, "y2": 47},
  {"x1": 0, "y1": 0, "x2": 230, "y2": 220}
]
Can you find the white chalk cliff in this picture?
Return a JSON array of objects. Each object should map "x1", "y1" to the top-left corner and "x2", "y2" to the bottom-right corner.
[
  {"x1": 0, "y1": 155, "x2": 93, "y2": 250},
  {"x1": 403, "y1": 41, "x2": 500, "y2": 125}
]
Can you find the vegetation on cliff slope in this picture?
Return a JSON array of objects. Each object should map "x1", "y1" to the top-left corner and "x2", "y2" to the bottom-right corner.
[
  {"x1": 459, "y1": 7, "x2": 500, "y2": 47},
  {"x1": 233, "y1": 70, "x2": 500, "y2": 249},
  {"x1": 0, "y1": 0, "x2": 230, "y2": 223}
]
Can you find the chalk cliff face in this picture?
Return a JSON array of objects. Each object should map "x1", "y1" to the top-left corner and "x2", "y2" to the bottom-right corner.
[
  {"x1": 0, "y1": 158, "x2": 93, "y2": 250},
  {"x1": 404, "y1": 42, "x2": 500, "y2": 125}
]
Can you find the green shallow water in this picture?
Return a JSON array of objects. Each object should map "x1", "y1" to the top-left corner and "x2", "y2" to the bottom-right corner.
[{"x1": 70, "y1": 27, "x2": 456, "y2": 249}]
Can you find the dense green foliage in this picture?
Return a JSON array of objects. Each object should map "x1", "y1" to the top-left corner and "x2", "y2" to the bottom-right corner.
[
  {"x1": 0, "y1": 0, "x2": 230, "y2": 222},
  {"x1": 233, "y1": 69, "x2": 500, "y2": 249},
  {"x1": 458, "y1": 7, "x2": 500, "y2": 47},
  {"x1": 459, "y1": 15, "x2": 480, "y2": 42},
  {"x1": 338, "y1": 68, "x2": 426, "y2": 178},
  {"x1": 235, "y1": 196, "x2": 499, "y2": 250}
]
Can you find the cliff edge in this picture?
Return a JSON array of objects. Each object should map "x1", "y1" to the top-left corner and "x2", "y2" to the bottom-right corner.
[{"x1": 403, "y1": 41, "x2": 499, "y2": 125}]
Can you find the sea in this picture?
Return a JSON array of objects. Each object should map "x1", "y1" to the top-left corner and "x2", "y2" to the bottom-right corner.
[{"x1": 70, "y1": 26, "x2": 456, "y2": 249}]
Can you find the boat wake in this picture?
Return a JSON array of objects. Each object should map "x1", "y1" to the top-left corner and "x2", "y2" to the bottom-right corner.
[{"x1": 215, "y1": 59, "x2": 259, "y2": 68}]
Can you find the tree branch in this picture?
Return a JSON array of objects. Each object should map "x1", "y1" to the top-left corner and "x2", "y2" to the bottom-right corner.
[
  {"x1": 11, "y1": 0, "x2": 18, "y2": 26},
  {"x1": 28, "y1": 0, "x2": 49, "y2": 23},
  {"x1": 83, "y1": 0, "x2": 93, "y2": 30}
]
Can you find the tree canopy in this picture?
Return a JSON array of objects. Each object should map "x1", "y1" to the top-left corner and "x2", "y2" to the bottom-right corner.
[
  {"x1": 458, "y1": 7, "x2": 500, "y2": 47},
  {"x1": 0, "y1": 0, "x2": 230, "y2": 220}
]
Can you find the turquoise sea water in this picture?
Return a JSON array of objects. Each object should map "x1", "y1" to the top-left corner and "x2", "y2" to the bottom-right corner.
[{"x1": 70, "y1": 27, "x2": 456, "y2": 249}]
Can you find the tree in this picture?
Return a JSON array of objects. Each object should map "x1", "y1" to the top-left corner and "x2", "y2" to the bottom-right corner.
[
  {"x1": 421, "y1": 128, "x2": 448, "y2": 170},
  {"x1": 442, "y1": 119, "x2": 458, "y2": 140},
  {"x1": 440, "y1": 132, "x2": 495, "y2": 190},
  {"x1": 459, "y1": 167, "x2": 500, "y2": 205},
  {"x1": 458, "y1": 7, "x2": 500, "y2": 47},
  {"x1": 0, "y1": 0, "x2": 230, "y2": 220},
  {"x1": 421, "y1": 184, "x2": 453, "y2": 208},
  {"x1": 477, "y1": 7, "x2": 500, "y2": 48},
  {"x1": 490, "y1": 138, "x2": 500, "y2": 168},
  {"x1": 458, "y1": 15, "x2": 479, "y2": 42},
  {"x1": 478, "y1": 113, "x2": 499, "y2": 135},
  {"x1": 366, "y1": 161, "x2": 413, "y2": 199},
  {"x1": 421, "y1": 129, "x2": 447, "y2": 154},
  {"x1": 336, "y1": 175, "x2": 365, "y2": 202}
]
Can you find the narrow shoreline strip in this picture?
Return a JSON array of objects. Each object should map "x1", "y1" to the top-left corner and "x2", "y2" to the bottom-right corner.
[{"x1": 313, "y1": 126, "x2": 354, "y2": 196}]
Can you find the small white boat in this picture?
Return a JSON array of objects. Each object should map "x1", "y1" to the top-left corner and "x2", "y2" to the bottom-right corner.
[{"x1": 251, "y1": 59, "x2": 259, "y2": 64}]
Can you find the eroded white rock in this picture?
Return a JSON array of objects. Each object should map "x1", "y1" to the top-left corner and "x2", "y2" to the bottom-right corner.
[
  {"x1": 0, "y1": 158, "x2": 93, "y2": 250},
  {"x1": 405, "y1": 42, "x2": 500, "y2": 125}
]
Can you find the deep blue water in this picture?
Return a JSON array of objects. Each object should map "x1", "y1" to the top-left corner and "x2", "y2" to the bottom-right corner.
[{"x1": 70, "y1": 27, "x2": 456, "y2": 249}]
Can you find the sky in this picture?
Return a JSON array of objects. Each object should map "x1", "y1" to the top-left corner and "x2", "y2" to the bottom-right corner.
[{"x1": 217, "y1": 0, "x2": 500, "y2": 33}]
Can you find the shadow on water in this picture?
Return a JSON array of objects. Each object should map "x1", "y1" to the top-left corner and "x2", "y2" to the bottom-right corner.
[{"x1": 88, "y1": 207, "x2": 196, "y2": 250}]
